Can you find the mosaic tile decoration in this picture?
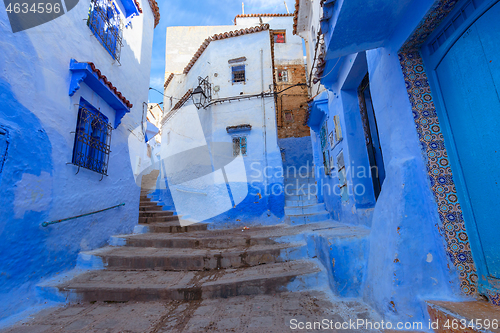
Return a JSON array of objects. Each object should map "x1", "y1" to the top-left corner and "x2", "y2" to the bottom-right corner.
[{"x1": 398, "y1": 0, "x2": 483, "y2": 298}]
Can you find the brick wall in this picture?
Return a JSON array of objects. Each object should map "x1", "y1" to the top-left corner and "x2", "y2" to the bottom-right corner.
[{"x1": 275, "y1": 64, "x2": 310, "y2": 139}]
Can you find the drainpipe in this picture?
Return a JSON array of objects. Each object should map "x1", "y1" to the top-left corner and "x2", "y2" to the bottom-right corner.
[{"x1": 260, "y1": 49, "x2": 269, "y2": 203}]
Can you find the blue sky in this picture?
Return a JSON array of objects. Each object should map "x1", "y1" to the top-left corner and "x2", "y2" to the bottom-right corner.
[{"x1": 147, "y1": 0, "x2": 295, "y2": 105}]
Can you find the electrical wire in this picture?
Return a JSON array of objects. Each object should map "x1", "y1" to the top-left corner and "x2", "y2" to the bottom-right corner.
[
  {"x1": 149, "y1": 87, "x2": 182, "y2": 100},
  {"x1": 308, "y1": 27, "x2": 323, "y2": 88}
]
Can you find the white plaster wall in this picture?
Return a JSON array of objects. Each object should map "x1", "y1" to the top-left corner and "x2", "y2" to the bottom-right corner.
[
  {"x1": 161, "y1": 30, "x2": 282, "y2": 224},
  {"x1": 165, "y1": 25, "x2": 238, "y2": 74},
  {"x1": 296, "y1": 0, "x2": 325, "y2": 96},
  {"x1": 235, "y1": 16, "x2": 304, "y2": 65}
]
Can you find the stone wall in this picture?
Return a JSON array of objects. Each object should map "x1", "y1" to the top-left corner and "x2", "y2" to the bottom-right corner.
[{"x1": 275, "y1": 64, "x2": 310, "y2": 139}]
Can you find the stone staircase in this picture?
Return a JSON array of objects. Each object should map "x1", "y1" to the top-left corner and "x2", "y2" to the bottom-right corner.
[
  {"x1": 38, "y1": 191, "x2": 341, "y2": 304},
  {"x1": 284, "y1": 172, "x2": 332, "y2": 225}
]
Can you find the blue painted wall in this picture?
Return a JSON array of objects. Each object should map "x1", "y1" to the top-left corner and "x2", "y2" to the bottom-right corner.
[
  {"x1": 0, "y1": 0, "x2": 155, "y2": 322},
  {"x1": 278, "y1": 136, "x2": 313, "y2": 170},
  {"x1": 0, "y1": 79, "x2": 54, "y2": 320},
  {"x1": 304, "y1": 0, "x2": 466, "y2": 323}
]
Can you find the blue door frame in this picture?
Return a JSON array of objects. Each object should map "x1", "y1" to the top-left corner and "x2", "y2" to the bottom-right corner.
[{"x1": 422, "y1": 0, "x2": 500, "y2": 295}]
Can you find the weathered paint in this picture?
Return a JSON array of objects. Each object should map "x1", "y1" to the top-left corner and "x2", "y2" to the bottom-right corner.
[
  {"x1": 0, "y1": 0, "x2": 155, "y2": 323},
  {"x1": 158, "y1": 17, "x2": 306, "y2": 227},
  {"x1": 296, "y1": 0, "x2": 481, "y2": 324}
]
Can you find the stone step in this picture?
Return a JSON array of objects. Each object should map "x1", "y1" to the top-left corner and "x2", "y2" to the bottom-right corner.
[
  {"x1": 144, "y1": 221, "x2": 208, "y2": 233},
  {"x1": 139, "y1": 202, "x2": 161, "y2": 207},
  {"x1": 427, "y1": 300, "x2": 500, "y2": 333},
  {"x1": 285, "y1": 198, "x2": 318, "y2": 207},
  {"x1": 287, "y1": 211, "x2": 331, "y2": 225},
  {"x1": 78, "y1": 242, "x2": 308, "y2": 271},
  {"x1": 139, "y1": 216, "x2": 178, "y2": 224},
  {"x1": 44, "y1": 260, "x2": 323, "y2": 302},
  {"x1": 285, "y1": 193, "x2": 318, "y2": 201},
  {"x1": 283, "y1": 171, "x2": 315, "y2": 179},
  {"x1": 139, "y1": 206, "x2": 163, "y2": 212},
  {"x1": 117, "y1": 222, "x2": 339, "y2": 249},
  {"x1": 284, "y1": 179, "x2": 317, "y2": 187},
  {"x1": 139, "y1": 211, "x2": 175, "y2": 218},
  {"x1": 286, "y1": 185, "x2": 319, "y2": 194},
  {"x1": 285, "y1": 203, "x2": 326, "y2": 215}
]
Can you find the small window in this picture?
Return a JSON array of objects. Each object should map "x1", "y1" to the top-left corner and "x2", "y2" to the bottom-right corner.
[
  {"x1": 232, "y1": 136, "x2": 247, "y2": 156},
  {"x1": 232, "y1": 65, "x2": 246, "y2": 83},
  {"x1": 72, "y1": 99, "x2": 113, "y2": 175},
  {"x1": 277, "y1": 69, "x2": 288, "y2": 82},
  {"x1": 87, "y1": 0, "x2": 123, "y2": 61},
  {"x1": 284, "y1": 111, "x2": 293, "y2": 123},
  {"x1": 273, "y1": 31, "x2": 286, "y2": 43}
]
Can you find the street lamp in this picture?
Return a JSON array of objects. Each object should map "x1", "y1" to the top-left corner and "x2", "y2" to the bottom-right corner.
[
  {"x1": 191, "y1": 85, "x2": 207, "y2": 109},
  {"x1": 191, "y1": 76, "x2": 211, "y2": 109}
]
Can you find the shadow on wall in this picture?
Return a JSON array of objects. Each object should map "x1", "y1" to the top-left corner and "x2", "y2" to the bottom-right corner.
[
  {"x1": 278, "y1": 136, "x2": 314, "y2": 168},
  {"x1": 0, "y1": 78, "x2": 54, "y2": 321}
]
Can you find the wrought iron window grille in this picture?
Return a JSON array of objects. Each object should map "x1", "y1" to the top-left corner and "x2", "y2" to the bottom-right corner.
[
  {"x1": 233, "y1": 136, "x2": 247, "y2": 156},
  {"x1": 87, "y1": 0, "x2": 123, "y2": 62},
  {"x1": 71, "y1": 101, "x2": 113, "y2": 178},
  {"x1": 232, "y1": 65, "x2": 246, "y2": 83}
]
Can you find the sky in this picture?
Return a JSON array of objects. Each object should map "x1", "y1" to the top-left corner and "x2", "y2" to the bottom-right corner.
[{"x1": 147, "y1": 0, "x2": 295, "y2": 105}]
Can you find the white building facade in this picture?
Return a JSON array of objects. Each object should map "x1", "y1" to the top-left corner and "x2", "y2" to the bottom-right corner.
[{"x1": 157, "y1": 15, "x2": 307, "y2": 227}]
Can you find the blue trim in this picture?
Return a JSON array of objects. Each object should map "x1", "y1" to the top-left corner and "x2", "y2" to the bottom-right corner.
[
  {"x1": 118, "y1": 0, "x2": 139, "y2": 18},
  {"x1": 307, "y1": 94, "x2": 329, "y2": 131},
  {"x1": 69, "y1": 59, "x2": 130, "y2": 129},
  {"x1": 422, "y1": 0, "x2": 494, "y2": 68}
]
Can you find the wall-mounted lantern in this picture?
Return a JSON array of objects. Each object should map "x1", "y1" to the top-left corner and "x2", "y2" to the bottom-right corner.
[{"x1": 191, "y1": 76, "x2": 211, "y2": 109}]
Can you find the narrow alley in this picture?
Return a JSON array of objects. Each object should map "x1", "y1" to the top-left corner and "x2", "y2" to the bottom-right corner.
[{"x1": 1, "y1": 0, "x2": 500, "y2": 332}]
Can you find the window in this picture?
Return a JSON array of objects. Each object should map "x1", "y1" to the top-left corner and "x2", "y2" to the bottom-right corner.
[
  {"x1": 284, "y1": 111, "x2": 293, "y2": 123},
  {"x1": 277, "y1": 69, "x2": 288, "y2": 82},
  {"x1": 0, "y1": 127, "x2": 9, "y2": 174},
  {"x1": 72, "y1": 99, "x2": 113, "y2": 175},
  {"x1": 273, "y1": 31, "x2": 286, "y2": 43},
  {"x1": 232, "y1": 65, "x2": 245, "y2": 83},
  {"x1": 232, "y1": 136, "x2": 247, "y2": 156},
  {"x1": 87, "y1": 0, "x2": 123, "y2": 61},
  {"x1": 333, "y1": 115, "x2": 343, "y2": 142}
]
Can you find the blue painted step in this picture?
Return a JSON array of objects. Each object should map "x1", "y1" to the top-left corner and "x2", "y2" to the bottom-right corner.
[
  {"x1": 287, "y1": 211, "x2": 331, "y2": 225},
  {"x1": 285, "y1": 203, "x2": 326, "y2": 215}
]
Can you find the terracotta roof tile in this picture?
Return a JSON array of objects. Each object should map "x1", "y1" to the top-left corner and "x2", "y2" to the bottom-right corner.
[
  {"x1": 134, "y1": 0, "x2": 142, "y2": 13},
  {"x1": 87, "y1": 62, "x2": 133, "y2": 108},
  {"x1": 293, "y1": 0, "x2": 299, "y2": 34},
  {"x1": 234, "y1": 13, "x2": 294, "y2": 24},
  {"x1": 172, "y1": 89, "x2": 193, "y2": 111},
  {"x1": 147, "y1": 0, "x2": 160, "y2": 28},
  {"x1": 183, "y1": 24, "x2": 271, "y2": 74},
  {"x1": 164, "y1": 73, "x2": 174, "y2": 89}
]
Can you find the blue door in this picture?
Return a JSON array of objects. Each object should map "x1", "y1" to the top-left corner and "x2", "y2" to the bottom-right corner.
[{"x1": 435, "y1": 1, "x2": 500, "y2": 279}]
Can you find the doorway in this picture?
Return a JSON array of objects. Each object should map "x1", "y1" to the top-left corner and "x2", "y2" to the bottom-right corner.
[{"x1": 358, "y1": 74, "x2": 386, "y2": 200}]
